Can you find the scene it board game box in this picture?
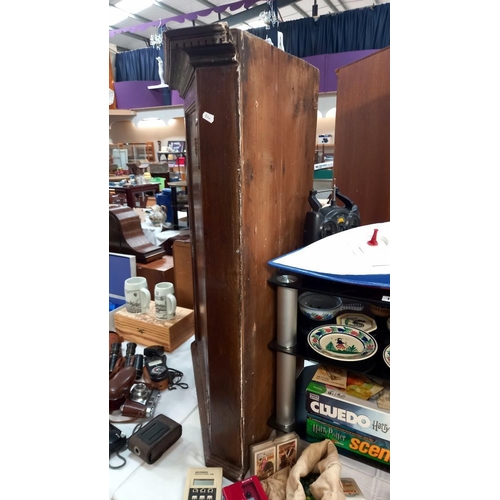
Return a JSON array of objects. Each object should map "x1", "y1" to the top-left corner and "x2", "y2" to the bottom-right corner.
[
  {"x1": 305, "y1": 414, "x2": 390, "y2": 466},
  {"x1": 305, "y1": 380, "x2": 390, "y2": 441}
]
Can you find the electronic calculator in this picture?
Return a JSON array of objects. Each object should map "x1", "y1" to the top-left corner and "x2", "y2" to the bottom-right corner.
[{"x1": 183, "y1": 467, "x2": 223, "y2": 500}]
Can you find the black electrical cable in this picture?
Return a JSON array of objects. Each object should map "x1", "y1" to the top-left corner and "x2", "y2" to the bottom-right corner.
[
  {"x1": 109, "y1": 422, "x2": 144, "y2": 469},
  {"x1": 167, "y1": 368, "x2": 188, "y2": 390}
]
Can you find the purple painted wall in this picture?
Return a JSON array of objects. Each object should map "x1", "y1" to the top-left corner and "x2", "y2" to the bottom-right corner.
[
  {"x1": 114, "y1": 50, "x2": 381, "y2": 109},
  {"x1": 115, "y1": 80, "x2": 171, "y2": 109},
  {"x1": 304, "y1": 50, "x2": 379, "y2": 92},
  {"x1": 304, "y1": 55, "x2": 326, "y2": 93},
  {"x1": 171, "y1": 90, "x2": 184, "y2": 106}
]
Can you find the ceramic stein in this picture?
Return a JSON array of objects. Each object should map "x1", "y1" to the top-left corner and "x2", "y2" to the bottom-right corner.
[
  {"x1": 154, "y1": 282, "x2": 177, "y2": 320},
  {"x1": 124, "y1": 277, "x2": 151, "y2": 313}
]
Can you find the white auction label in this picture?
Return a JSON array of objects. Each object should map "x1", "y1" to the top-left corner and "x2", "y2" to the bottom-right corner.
[{"x1": 202, "y1": 112, "x2": 214, "y2": 123}]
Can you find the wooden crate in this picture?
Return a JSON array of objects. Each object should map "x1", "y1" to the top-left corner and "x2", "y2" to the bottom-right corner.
[{"x1": 114, "y1": 301, "x2": 194, "y2": 352}]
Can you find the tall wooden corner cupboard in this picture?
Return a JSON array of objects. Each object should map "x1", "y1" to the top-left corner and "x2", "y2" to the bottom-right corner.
[
  {"x1": 334, "y1": 47, "x2": 390, "y2": 226},
  {"x1": 164, "y1": 23, "x2": 319, "y2": 481}
]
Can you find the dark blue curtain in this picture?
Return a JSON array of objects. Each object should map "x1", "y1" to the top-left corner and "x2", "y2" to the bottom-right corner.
[
  {"x1": 115, "y1": 48, "x2": 164, "y2": 82},
  {"x1": 249, "y1": 4, "x2": 389, "y2": 58},
  {"x1": 115, "y1": 4, "x2": 389, "y2": 81}
]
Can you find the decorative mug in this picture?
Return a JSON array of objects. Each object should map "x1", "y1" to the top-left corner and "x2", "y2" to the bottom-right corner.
[
  {"x1": 154, "y1": 282, "x2": 177, "y2": 320},
  {"x1": 124, "y1": 277, "x2": 151, "y2": 313}
]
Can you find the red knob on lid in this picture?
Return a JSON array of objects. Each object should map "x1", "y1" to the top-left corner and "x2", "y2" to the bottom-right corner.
[{"x1": 367, "y1": 229, "x2": 379, "y2": 246}]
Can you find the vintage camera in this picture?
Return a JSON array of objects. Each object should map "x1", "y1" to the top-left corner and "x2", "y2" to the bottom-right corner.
[
  {"x1": 303, "y1": 186, "x2": 361, "y2": 246},
  {"x1": 109, "y1": 365, "x2": 137, "y2": 413},
  {"x1": 120, "y1": 382, "x2": 161, "y2": 418},
  {"x1": 144, "y1": 345, "x2": 170, "y2": 383}
]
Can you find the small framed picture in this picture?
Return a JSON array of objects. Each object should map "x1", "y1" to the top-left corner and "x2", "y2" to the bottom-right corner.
[{"x1": 250, "y1": 441, "x2": 276, "y2": 480}]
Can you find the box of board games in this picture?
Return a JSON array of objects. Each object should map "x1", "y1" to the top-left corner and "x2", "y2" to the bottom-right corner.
[
  {"x1": 305, "y1": 380, "x2": 390, "y2": 441},
  {"x1": 305, "y1": 414, "x2": 390, "y2": 466}
]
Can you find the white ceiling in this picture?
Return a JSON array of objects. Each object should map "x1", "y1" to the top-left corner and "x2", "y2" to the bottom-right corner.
[{"x1": 109, "y1": 0, "x2": 389, "y2": 52}]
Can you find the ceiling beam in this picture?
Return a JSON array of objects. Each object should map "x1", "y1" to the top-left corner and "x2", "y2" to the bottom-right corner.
[
  {"x1": 324, "y1": 0, "x2": 340, "y2": 13},
  {"x1": 291, "y1": 3, "x2": 309, "y2": 18},
  {"x1": 336, "y1": 0, "x2": 348, "y2": 10},
  {"x1": 110, "y1": 26, "x2": 151, "y2": 45},
  {"x1": 109, "y1": 5, "x2": 152, "y2": 23}
]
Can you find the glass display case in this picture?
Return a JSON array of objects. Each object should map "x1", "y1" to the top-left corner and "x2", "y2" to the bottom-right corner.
[{"x1": 109, "y1": 142, "x2": 155, "y2": 168}]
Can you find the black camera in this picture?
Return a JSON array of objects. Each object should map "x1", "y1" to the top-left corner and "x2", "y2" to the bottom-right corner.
[
  {"x1": 303, "y1": 186, "x2": 361, "y2": 246},
  {"x1": 143, "y1": 345, "x2": 170, "y2": 382},
  {"x1": 120, "y1": 382, "x2": 161, "y2": 418}
]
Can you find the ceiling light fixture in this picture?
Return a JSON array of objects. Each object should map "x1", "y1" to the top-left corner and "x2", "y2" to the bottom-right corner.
[
  {"x1": 137, "y1": 117, "x2": 166, "y2": 128},
  {"x1": 312, "y1": 0, "x2": 319, "y2": 19}
]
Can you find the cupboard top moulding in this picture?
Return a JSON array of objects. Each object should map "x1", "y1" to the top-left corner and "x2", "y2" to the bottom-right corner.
[{"x1": 163, "y1": 23, "x2": 319, "y2": 482}]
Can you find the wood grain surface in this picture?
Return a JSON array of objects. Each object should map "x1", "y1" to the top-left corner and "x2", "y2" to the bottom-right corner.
[{"x1": 165, "y1": 24, "x2": 319, "y2": 481}]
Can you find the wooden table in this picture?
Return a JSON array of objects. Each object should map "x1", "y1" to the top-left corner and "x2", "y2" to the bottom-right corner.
[
  {"x1": 110, "y1": 183, "x2": 160, "y2": 208},
  {"x1": 109, "y1": 175, "x2": 130, "y2": 181}
]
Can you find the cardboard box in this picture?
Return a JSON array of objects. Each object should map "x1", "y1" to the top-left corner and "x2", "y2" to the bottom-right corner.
[
  {"x1": 113, "y1": 300, "x2": 194, "y2": 352},
  {"x1": 136, "y1": 255, "x2": 175, "y2": 299},
  {"x1": 172, "y1": 239, "x2": 193, "y2": 309},
  {"x1": 305, "y1": 414, "x2": 390, "y2": 466},
  {"x1": 305, "y1": 380, "x2": 390, "y2": 441},
  {"x1": 341, "y1": 478, "x2": 367, "y2": 499},
  {"x1": 311, "y1": 365, "x2": 347, "y2": 390}
]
